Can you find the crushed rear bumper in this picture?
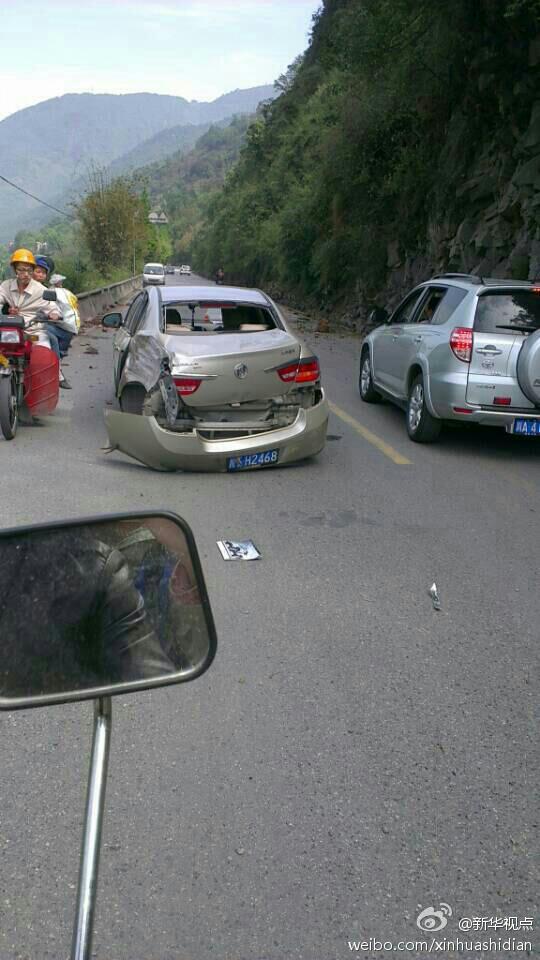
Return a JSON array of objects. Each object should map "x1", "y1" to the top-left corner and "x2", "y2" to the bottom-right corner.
[{"x1": 104, "y1": 396, "x2": 329, "y2": 472}]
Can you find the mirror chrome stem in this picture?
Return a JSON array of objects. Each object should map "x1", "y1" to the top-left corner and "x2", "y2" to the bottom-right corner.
[{"x1": 71, "y1": 697, "x2": 112, "y2": 960}]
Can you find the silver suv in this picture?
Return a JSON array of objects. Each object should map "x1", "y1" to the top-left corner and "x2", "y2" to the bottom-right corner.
[{"x1": 359, "y1": 274, "x2": 540, "y2": 442}]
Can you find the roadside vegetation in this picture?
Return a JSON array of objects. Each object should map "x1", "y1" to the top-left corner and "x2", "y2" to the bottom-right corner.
[
  {"x1": 2, "y1": 0, "x2": 537, "y2": 307},
  {"x1": 134, "y1": 114, "x2": 254, "y2": 266},
  {"x1": 189, "y1": 0, "x2": 539, "y2": 307},
  {"x1": 1, "y1": 171, "x2": 173, "y2": 293}
]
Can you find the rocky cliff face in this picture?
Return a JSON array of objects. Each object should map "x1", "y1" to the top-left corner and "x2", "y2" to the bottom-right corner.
[{"x1": 370, "y1": 38, "x2": 540, "y2": 320}]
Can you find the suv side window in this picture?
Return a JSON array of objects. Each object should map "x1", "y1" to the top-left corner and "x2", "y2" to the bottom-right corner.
[
  {"x1": 413, "y1": 286, "x2": 467, "y2": 325},
  {"x1": 124, "y1": 293, "x2": 147, "y2": 335},
  {"x1": 431, "y1": 286, "x2": 468, "y2": 325},
  {"x1": 414, "y1": 287, "x2": 447, "y2": 324},
  {"x1": 390, "y1": 290, "x2": 425, "y2": 325}
]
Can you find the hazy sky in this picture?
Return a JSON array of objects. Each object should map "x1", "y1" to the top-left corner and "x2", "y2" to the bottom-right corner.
[{"x1": 0, "y1": 0, "x2": 321, "y2": 121}]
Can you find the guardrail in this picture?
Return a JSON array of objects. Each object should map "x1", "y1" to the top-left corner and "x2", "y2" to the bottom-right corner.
[{"x1": 77, "y1": 275, "x2": 142, "y2": 322}]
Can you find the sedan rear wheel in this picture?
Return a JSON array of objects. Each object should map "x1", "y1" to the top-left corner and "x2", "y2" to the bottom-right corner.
[
  {"x1": 407, "y1": 375, "x2": 441, "y2": 443},
  {"x1": 119, "y1": 384, "x2": 146, "y2": 414},
  {"x1": 359, "y1": 350, "x2": 381, "y2": 403}
]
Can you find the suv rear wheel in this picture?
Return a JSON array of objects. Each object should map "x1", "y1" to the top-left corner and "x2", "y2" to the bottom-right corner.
[
  {"x1": 407, "y1": 374, "x2": 441, "y2": 443},
  {"x1": 359, "y1": 349, "x2": 381, "y2": 403}
]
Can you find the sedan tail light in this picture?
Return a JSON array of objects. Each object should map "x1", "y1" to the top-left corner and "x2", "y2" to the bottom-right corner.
[
  {"x1": 277, "y1": 361, "x2": 299, "y2": 382},
  {"x1": 173, "y1": 377, "x2": 202, "y2": 396},
  {"x1": 295, "y1": 357, "x2": 320, "y2": 383},
  {"x1": 450, "y1": 327, "x2": 473, "y2": 363},
  {"x1": 276, "y1": 357, "x2": 321, "y2": 384}
]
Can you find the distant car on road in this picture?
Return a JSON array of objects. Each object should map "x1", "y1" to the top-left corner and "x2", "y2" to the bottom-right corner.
[
  {"x1": 142, "y1": 263, "x2": 165, "y2": 286},
  {"x1": 102, "y1": 284, "x2": 329, "y2": 471},
  {"x1": 359, "y1": 273, "x2": 540, "y2": 442},
  {"x1": 165, "y1": 265, "x2": 175, "y2": 275},
  {"x1": 179, "y1": 265, "x2": 191, "y2": 275}
]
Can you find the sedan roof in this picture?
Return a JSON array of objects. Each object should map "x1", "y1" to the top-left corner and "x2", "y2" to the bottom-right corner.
[{"x1": 160, "y1": 285, "x2": 270, "y2": 306}]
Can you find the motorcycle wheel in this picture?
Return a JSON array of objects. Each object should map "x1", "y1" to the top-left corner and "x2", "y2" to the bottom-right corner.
[{"x1": 0, "y1": 374, "x2": 18, "y2": 440}]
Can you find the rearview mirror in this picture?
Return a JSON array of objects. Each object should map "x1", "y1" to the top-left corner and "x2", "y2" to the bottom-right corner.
[
  {"x1": 102, "y1": 312, "x2": 123, "y2": 329},
  {"x1": 0, "y1": 512, "x2": 217, "y2": 710},
  {"x1": 42, "y1": 289, "x2": 57, "y2": 301}
]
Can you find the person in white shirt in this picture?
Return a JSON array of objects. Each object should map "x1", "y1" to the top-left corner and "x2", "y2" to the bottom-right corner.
[
  {"x1": 33, "y1": 256, "x2": 78, "y2": 389},
  {"x1": 0, "y1": 248, "x2": 61, "y2": 331}
]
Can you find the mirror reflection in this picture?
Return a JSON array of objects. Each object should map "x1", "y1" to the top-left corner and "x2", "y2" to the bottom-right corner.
[{"x1": 0, "y1": 514, "x2": 215, "y2": 705}]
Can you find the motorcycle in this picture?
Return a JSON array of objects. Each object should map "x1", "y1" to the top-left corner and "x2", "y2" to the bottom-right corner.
[
  {"x1": 0, "y1": 291, "x2": 60, "y2": 440},
  {"x1": 0, "y1": 509, "x2": 217, "y2": 960}
]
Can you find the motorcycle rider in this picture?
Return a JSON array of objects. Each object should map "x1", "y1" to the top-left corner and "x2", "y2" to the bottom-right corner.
[
  {"x1": 50, "y1": 272, "x2": 81, "y2": 345},
  {"x1": 0, "y1": 249, "x2": 61, "y2": 332},
  {"x1": 33, "y1": 256, "x2": 74, "y2": 389},
  {"x1": 215, "y1": 267, "x2": 225, "y2": 284}
]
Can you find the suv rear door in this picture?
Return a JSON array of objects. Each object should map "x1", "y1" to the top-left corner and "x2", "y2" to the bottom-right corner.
[
  {"x1": 466, "y1": 288, "x2": 540, "y2": 409},
  {"x1": 372, "y1": 289, "x2": 425, "y2": 394},
  {"x1": 392, "y1": 285, "x2": 456, "y2": 396}
]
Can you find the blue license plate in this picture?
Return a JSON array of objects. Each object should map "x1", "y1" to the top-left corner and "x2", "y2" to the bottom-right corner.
[
  {"x1": 227, "y1": 449, "x2": 279, "y2": 471},
  {"x1": 511, "y1": 418, "x2": 540, "y2": 436}
]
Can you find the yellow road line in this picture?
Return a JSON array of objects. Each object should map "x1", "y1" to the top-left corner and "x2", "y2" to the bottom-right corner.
[{"x1": 329, "y1": 401, "x2": 412, "y2": 465}]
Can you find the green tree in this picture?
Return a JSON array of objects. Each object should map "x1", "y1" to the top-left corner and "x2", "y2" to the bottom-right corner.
[
  {"x1": 76, "y1": 168, "x2": 148, "y2": 274},
  {"x1": 145, "y1": 225, "x2": 173, "y2": 264}
]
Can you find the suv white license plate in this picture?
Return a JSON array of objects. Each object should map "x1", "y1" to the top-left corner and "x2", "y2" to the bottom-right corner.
[
  {"x1": 227, "y1": 449, "x2": 279, "y2": 471},
  {"x1": 510, "y1": 418, "x2": 540, "y2": 436}
]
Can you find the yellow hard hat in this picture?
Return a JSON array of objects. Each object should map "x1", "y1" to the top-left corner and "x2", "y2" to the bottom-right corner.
[{"x1": 10, "y1": 248, "x2": 36, "y2": 267}]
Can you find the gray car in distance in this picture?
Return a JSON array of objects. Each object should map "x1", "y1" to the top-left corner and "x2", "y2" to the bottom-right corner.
[{"x1": 359, "y1": 273, "x2": 540, "y2": 442}]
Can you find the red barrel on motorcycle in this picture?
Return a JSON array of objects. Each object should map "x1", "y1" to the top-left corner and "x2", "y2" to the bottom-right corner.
[{"x1": 24, "y1": 343, "x2": 60, "y2": 414}]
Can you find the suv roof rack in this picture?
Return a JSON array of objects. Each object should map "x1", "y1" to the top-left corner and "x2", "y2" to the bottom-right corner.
[
  {"x1": 432, "y1": 273, "x2": 483, "y2": 284},
  {"x1": 479, "y1": 277, "x2": 532, "y2": 286},
  {"x1": 433, "y1": 273, "x2": 533, "y2": 287}
]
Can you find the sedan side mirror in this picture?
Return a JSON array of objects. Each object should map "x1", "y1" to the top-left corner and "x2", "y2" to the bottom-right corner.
[
  {"x1": 102, "y1": 312, "x2": 123, "y2": 329},
  {"x1": 368, "y1": 306, "x2": 389, "y2": 325}
]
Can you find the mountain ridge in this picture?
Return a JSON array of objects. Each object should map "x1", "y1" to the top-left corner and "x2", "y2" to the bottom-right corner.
[{"x1": 0, "y1": 86, "x2": 275, "y2": 239}]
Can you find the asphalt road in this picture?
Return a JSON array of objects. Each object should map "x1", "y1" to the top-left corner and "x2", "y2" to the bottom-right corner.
[{"x1": 0, "y1": 273, "x2": 537, "y2": 960}]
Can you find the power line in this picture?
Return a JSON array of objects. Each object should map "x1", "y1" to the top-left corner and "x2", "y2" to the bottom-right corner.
[{"x1": 0, "y1": 174, "x2": 72, "y2": 218}]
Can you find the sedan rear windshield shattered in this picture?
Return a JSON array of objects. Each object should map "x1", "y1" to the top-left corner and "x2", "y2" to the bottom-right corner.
[
  {"x1": 164, "y1": 302, "x2": 277, "y2": 334},
  {"x1": 475, "y1": 291, "x2": 540, "y2": 333}
]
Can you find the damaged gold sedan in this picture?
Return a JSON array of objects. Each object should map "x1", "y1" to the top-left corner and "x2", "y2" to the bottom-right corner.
[{"x1": 102, "y1": 285, "x2": 329, "y2": 472}]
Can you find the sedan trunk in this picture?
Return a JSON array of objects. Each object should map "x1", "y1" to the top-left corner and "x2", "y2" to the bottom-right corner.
[{"x1": 166, "y1": 329, "x2": 302, "y2": 407}]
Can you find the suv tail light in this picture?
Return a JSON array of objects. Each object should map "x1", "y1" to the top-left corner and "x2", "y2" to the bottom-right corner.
[
  {"x1": 450, "y1": 327, "x2": 473, "y2": 362},
  {"x1": 173, "y1": 376, "x2": 202, "y2": 396}
]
